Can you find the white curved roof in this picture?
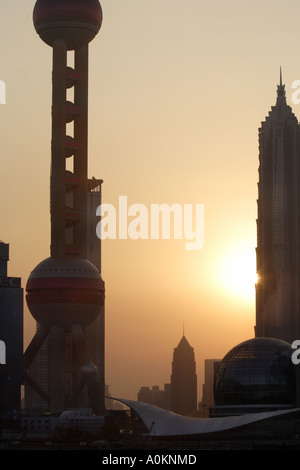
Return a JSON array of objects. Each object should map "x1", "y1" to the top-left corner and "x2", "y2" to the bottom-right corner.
[{"x1": 114, "y1": 398, "x2": 299, "y2": 436}]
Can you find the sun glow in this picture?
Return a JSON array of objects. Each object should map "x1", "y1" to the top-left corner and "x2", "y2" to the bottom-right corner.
[{"x1": 218, "y1": 241, "x2": 257, "y2": 303}]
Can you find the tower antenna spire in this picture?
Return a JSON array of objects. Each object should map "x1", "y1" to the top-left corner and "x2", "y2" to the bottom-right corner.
[{"x1": 277, "y1": 66, "x2": 286, "y2": 100}]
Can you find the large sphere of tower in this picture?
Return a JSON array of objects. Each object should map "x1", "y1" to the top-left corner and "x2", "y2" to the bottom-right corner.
[
  {"x1": 33, "y1": 0, "x2": 103, "y2": 50},
  {"x1": 26, "y1": 257, "x2": 105, "y2": 330}
]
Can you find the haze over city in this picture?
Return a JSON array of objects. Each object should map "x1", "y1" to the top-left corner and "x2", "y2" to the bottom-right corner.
[{"x1": 1, "y1": 0, "x2": 300, "y2": 402}]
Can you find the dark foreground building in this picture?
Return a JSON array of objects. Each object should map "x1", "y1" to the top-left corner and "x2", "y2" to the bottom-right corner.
[
  {"x1": 0, "y1": 243, "x2": 23, "y2": 426},
  {"x1": 116, "y1": 396, "x2": 300, "y2": 450}
]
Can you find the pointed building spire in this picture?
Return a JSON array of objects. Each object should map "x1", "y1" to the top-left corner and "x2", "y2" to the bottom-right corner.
[
  {"x1": 277, "y1": 66, "x2": 286, "y2": 100},
  {"x1": 171, "y1": 333, "x2": 197, "y2": 416}
]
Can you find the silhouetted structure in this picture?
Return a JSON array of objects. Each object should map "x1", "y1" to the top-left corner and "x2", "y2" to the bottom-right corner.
[
  {"x1": 211, "y1": 337, "x2": 296, "y2": 417},
  {"x1": 198, "y1": 359, "x2": 221, "y2": 417},
  {"x1": 203, "y1": 72, "x2": 300, "y2": 422},
  {"x1": 170, "y1": 336, "x2": 197, "y2": 416},
  {"x1": 23, "y1": 0, "x2": 105, "y2": 415},
  {"x1": 256, "y1": 70, "x2": 300, "y2": 343},
  {"x1": 137, "y1": 336, "x2": 197, "y2": 416},
  {"x1": 137, "y1": 385, "x2": 171, "y2": 410},
  {"x1": 85, "y1": 179, "x2": 105, "y2": 409},
  {"x1": 25, "y1": 181, "x2": 105, "y2": 412},
  {"x1": 0, "y1": 243, "x2": 23, "y2": 426}
]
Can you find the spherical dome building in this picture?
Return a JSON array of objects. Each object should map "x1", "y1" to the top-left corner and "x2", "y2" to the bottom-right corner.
[
  {"x1": 33, "y1": 0, "x2": 103, "y2": 49},
  {"x1": 212, "y1": 337, "x2": 297, "y2": 417},
  {"x1": 26, "y1": 257, "x2": 105, "y2": 330}
]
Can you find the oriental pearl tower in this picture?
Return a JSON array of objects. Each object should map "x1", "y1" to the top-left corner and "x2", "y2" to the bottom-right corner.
[{"x1": 24, "y1": 0, "x2": 105, "y2": 415}]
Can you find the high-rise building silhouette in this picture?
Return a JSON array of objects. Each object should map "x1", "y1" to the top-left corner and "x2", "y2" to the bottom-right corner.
[
  {"x1": 0, "y1": 243, "x2": 23, "y2": 425},
  {"x1": 170, "y1": 335, "x2": 197, "y2": 416},
  {"x1": 137, "y1": 385, "x2": 169, "y2": 410},
  {"x1": 23, "y1": 0, "x2": 105, "y2": 415},
  {"x1": 198, "y1": 359, "x2": 221, "y2": 418},
  {"x1": 136, "y1": 335, "x2": 197, "y2": 416},
  {"x1": 255, "y1": 70, "x2": 300, "y2": 344},
  {"x1": 85, "y1": 179, "x2": 105, "y2": 413}
]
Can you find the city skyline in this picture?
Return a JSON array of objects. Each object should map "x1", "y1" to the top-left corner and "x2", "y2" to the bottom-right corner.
[{"x1": 2, "y1": 0, "x2": 300, "y2": 402}]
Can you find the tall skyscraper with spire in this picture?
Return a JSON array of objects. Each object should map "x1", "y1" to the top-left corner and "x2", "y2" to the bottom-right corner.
[
  {"x1": 170, "y1": 335, "x2": 197, "y2": 416},
  {"x1": 255, "y1": 70, "x2": 300, "y2": 343}
]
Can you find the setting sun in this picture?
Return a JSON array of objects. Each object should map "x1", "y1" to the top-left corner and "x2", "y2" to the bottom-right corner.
[{"x1": 218, "y1": 240, "x2": 257, "y2": 303}]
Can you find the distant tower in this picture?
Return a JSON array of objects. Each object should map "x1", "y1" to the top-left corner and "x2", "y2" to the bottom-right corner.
[
  {"x1": 256, "y1": 70, "x2": 300, "y2": 343},
  {"x1": 170, "y1": 335, "x2": 197, "y2": 416},
  {"x1": 24, "y1": 0, "x2": 105, "y2": 414},
  {"x1": 0, "y1": 243, "x2": 23, "y2": 425}
]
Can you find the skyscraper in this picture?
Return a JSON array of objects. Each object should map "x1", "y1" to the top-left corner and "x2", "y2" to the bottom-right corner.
[
  {"x1": 256, "y1": 71, "x2": 300, "y2": 343},
  {"x1": 170, "y1": 335, "x2": 197, "y2": 416},
  {"x1": 0, "y1": 243, "x2": 23, "y2": 425}
]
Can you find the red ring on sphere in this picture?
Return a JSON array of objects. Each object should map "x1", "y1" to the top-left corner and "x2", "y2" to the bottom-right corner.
[{"x1": 26, "y1": 257, "x2": 105, "y2": 328}]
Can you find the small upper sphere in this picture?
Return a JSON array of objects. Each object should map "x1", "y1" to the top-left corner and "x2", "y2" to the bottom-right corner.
[{"x1": 33, "y1": 0, "x2": 102, "y2": 50}]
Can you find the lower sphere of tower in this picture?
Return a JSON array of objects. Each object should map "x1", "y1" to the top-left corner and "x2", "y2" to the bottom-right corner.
[
  {"x1": 33, "y1": 0, "x2": 103, "y2": 50},
  {"x1": 26, "y1": 257, "x2": 105, "y2": 329}
]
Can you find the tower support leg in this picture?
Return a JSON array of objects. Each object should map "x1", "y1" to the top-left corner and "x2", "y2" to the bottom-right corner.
[
  {"x1": 71, "y1": 324, "x2": 104, "y2": 415},
  {"x1": 48, "y1": 325, "x2": 65, "y2": 412}
]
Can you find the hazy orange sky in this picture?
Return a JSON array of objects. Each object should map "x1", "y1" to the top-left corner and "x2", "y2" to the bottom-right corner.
[{"x1": 1, "y1": 0, "x2": 300, "y2": 401}]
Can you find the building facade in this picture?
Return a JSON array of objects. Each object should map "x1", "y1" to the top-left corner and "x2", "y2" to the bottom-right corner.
[
  {"x1": 198, "y1": 359, "x2": 221, "y2": 418},
  {"x1": 170, "y1": 336, "x2": 197, "y2": 417},
  {"x1": 137, "y1": 385, "x2": 171, "y2": 410},
  {"x1": 256, "y1": 73, "x2": 300, "y2": 343},
  {"x1": 0, "y1": 243, "x2": 23, "y2": 425}
]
